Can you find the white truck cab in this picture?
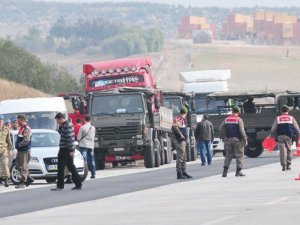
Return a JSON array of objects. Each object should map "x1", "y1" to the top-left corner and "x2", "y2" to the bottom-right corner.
[{"x1": 0, "y1": 97, "x2": 68, "y2": 130}]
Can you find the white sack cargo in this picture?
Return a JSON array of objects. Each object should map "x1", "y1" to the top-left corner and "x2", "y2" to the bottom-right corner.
[
  {"x1": 179, "y1": 70, "x2": 231, "y2": 83},
  {"x1": 182, "y1": 81, "x2": 229, "y2": 93}
]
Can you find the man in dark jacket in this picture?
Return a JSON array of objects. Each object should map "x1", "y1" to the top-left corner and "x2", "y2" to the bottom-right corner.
[
  {"x1": 195, "y1": 114, "x2": 214, "y2": 166},
  {"x1": 51, "y1": 112, "x2": 82, "y2": 191}
]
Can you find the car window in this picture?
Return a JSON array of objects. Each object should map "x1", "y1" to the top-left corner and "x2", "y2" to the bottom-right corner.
[{"x1": 14, "y1": 133, "x2": 60, "y2": 147}]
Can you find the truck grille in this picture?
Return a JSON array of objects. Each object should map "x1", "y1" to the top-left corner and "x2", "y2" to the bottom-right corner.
[{"x1": 96, "y1": 125, "x2": 140, "y2": 140}]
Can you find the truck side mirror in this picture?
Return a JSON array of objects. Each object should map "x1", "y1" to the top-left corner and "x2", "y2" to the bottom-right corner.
[
  {"x1": 154, "y1": 96, "x2": 160, "y2": 110},
  {"x1": 79, "y1": 101, "x2": 85, "y2": 115},
  {"x1": 71, "y1": 97, "x2": 80, "y2": 111},
  {"x1": 191, "y1": 100, "x2": 196, "y2": 112}
]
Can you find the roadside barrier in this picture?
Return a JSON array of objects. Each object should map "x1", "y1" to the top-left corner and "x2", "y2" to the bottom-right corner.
[{"x1": 294, "y1": 138, "x2": 300, "y2": 180}]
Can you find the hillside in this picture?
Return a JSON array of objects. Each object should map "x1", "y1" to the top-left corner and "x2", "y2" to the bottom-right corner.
[
  {"x1": 0, "y1": 79, "x2": 48, "y2": 101},
  {"x1": 154, "y1": 40, "x2": 300, "y2": 92}
]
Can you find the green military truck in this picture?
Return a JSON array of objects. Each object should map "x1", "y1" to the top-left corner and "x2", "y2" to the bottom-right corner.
[
  {"x1": 162, "y1": 91, "x2": 197, "y2": 161},
  {"x1": 206, "y1": 90, "x2": 300, "y2": 158},
  {"x1": 87, "y1": 87, "x2": 173, "y2": 169}
]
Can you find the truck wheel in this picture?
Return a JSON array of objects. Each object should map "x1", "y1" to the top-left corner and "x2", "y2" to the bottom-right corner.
[
  {"x1": 95, "y1": 150, "x2": 105, "y2": 170},
  {"x1": 10, "y1": 162, "x2": 20, "y2": 185},
  {"x1": 245, "y1": 141, "x2": 263, "y2": 158},
  {"x1": 159, "y1": 136, "x2": 165, "y2": 165},
  {"x1": 144, "y1": 145, "x2": 155, "y2": 168},
  {"x1": 80, "y1": 162, "x2": 88, "y2": 182},
  {"x1": 186, "y1": 142, "x2": 191, "y2": 162},
  {"x1": 165, "y1": 136, "x2": 172, "y2": 164},
  {"x1": 154, "y1": 140, "x2": 161, "y2": 167}
]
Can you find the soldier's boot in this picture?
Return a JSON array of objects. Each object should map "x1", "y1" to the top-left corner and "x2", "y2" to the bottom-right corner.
[
  {"x1": 222, "y1": 167, "x2": 228, "y2": 177},
  {"x1": 282, "y1": 166, "x2": 286, "y2": 171},
  {"x1": 4, "y1": 178, "x2": 9, "y2": 187},
  {"x1": 235, "y1": 168, "x2": 246, "y2": 177},
  {"x1": 182, "y1": 169, "x2": 193, "y2": 179},
  {"x1": 286, "y1": 163, "x2": 291, "y2": 170},
  {"x1": 177, "y1": 171, "x2": 187, "y2": 179},
  {"x1": 25, "y1": 176, "x2": 34, "y2": 187}
]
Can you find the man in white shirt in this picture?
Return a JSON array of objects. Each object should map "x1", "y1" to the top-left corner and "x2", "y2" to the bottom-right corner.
[{"x1": 77, "y1": 115, "x2": 96, "y2": 178}]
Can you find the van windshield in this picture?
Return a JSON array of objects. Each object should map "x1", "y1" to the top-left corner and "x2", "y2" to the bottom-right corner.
[{"x1": 4, "y1": 112, "x2": 58, "y2": 130}]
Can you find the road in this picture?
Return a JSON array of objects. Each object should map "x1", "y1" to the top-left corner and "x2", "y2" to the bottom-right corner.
[{"x1": 0, "y1": 153, "x2": 282, "y2": 221}]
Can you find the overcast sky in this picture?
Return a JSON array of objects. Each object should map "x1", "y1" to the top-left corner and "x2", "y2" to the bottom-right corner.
[{"x1": 35, "y1": 0, "x2": 300, "y2": 7}]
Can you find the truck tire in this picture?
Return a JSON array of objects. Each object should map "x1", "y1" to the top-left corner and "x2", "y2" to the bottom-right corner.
[
  {"x1": 95, "y1": 150, "x2": 105, "y2": 170},
  {"x1": 154, "y1": 140, "x2": 161, "y2": 167},
  {"x1": 245, "y1": 141, "x2": 263, "y2": 158},
  {"x1": 165, "y1": 136, "x2": 173, "y2": 164},
  {"x1": 144, "y1": 145, "x2": 155, "y2": 168},
  {"x1": 190, "y1": 137, "x2": 197, "y2": 161},
  {"x1": 159, "y1": 136, "x2": 165, "y2": 165},
  {"x1": 186, "y1": 142, "x2": 192, "y2": 162}
]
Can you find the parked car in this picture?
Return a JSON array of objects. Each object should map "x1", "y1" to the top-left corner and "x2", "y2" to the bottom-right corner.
[{"x1": 9, "y1": 129, "x2": 88, "y2": 184}]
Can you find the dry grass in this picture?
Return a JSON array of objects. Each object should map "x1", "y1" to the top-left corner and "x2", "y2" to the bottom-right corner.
[{"x1": 0, "y1": 79, "x2": 48, "y2": 101}]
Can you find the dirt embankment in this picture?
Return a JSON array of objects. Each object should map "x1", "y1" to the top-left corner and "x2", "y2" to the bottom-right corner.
[{"x1": 0, "y1": 79, "x2": 48, "y2": 101}]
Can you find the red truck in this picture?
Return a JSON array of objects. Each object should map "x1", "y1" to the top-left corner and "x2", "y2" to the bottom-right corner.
[{"x1": 83, "y1": 57, "x2": 173, "y2": 169}]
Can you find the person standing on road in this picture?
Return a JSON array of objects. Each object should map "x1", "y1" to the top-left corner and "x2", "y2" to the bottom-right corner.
[
  {"x1": 51, "y1": 112, "x2": 82, "y2": 191},
  {"x1": 195, "y1": 114, "x2": 214, "y2": 166},
  {"x1": 15, "y1": 114, "x2": 34, "y2": 188},
  {"x1": 172, "y1": 107, "x2": 193, "y2": 179},
  {"x1": 219, "y1": 106, "x2": 248, "y2": 177},
  {"x1": 74, "y1": 118, "x2": 82, "y2": 141},
  {"x1": 0, "y1": 115, "x2": 13, "y2": 187},
  {"x1": 270, "y1": 105, "x2": 300, "y2": 171},
  {"x1": 77, "y1": 115, "x2": 96, "y2": 179}
]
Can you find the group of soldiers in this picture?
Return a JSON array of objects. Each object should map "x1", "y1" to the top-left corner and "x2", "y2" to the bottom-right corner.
[{"x1": 172, "y1": 104, "x2": 300, "y2": 179}]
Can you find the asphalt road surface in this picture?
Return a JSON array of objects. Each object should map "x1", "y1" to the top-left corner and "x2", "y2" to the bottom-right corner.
[{"x1": 0, "y1": 153, "x2": 279, "y2": 219}]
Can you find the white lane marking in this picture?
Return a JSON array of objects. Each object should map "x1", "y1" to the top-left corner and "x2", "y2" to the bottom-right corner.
[
  {"x1": 264, "y1": 197, "x2": 289, "y2": 205},
  {"x1": 202, "y1": 215, "x2": 235, "y2": 225}
]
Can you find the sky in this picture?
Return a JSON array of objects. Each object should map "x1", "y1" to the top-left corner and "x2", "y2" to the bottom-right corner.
[{"x1": 34, "y1": 0, "x2": 300, "y2": 7}]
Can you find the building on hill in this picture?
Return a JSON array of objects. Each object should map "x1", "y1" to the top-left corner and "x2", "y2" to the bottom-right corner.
[
  {"x1": 222, "y1": 14, "x2": 253, "y2": 40},
  {"x1": 253, "y1": 11, "x2": 298, "y2": 45},
  {"x1": 177, "y1": 16, "x2": 216, "y2": 41}
]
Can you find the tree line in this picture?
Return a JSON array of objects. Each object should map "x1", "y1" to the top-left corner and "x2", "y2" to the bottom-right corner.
[
  {"x1": 0, "y1": 39, "x2": 79, "y2": 94},
  {"x1": 15, "y1": 17, "x2": 164, "y2": 58}
]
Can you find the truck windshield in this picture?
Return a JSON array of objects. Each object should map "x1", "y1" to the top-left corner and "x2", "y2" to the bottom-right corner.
[
  {"x1": 4, "y1": 112, "x2": 58, "y2": 130},
  {"x1": 195, "y1": 97, "x2": 226, "y2": 114},
  {"x1": 163, "y1": 97, "x2": 181, "y2": 115},
  {"x1": 92, "y1": 94, "x2": 144, "y2": 115}
]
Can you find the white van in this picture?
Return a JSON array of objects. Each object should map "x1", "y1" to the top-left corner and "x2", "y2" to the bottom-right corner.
[{"x1": 0, "y1": 97, "x2": 67, "y2": 130}]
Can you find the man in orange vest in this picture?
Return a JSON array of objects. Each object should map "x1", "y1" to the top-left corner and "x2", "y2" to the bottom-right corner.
[
  {"x1": 219, "y1": 106, "x2": 248, "y2": 177},
  {"x1": 270, "y1": 105, "x2": 300, "y2": 171}
]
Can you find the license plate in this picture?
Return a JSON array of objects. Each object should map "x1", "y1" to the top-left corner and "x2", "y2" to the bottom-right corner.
[
  {"x1": 48, "y1": 165, "x2": 58, "y2": 171},
  {"x1": 114, "y1": 147, "x2": 124, "y2": 152}
]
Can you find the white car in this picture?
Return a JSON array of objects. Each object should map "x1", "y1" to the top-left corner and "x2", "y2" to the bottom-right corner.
[{"x1": 9, "y1": 129, "x2": 88, "y2": 184}]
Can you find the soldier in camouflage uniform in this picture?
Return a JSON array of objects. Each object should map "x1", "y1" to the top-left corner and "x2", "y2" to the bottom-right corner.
[
  {"x1": 0, "y1": 115, "x2": 13, "y2": 187},
  {"x1": 172, "y1": 107, "x2": 193, "y2": 179},
  {"x1": 219, "y1": 106, "x2": 248, "y2": 177}
]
